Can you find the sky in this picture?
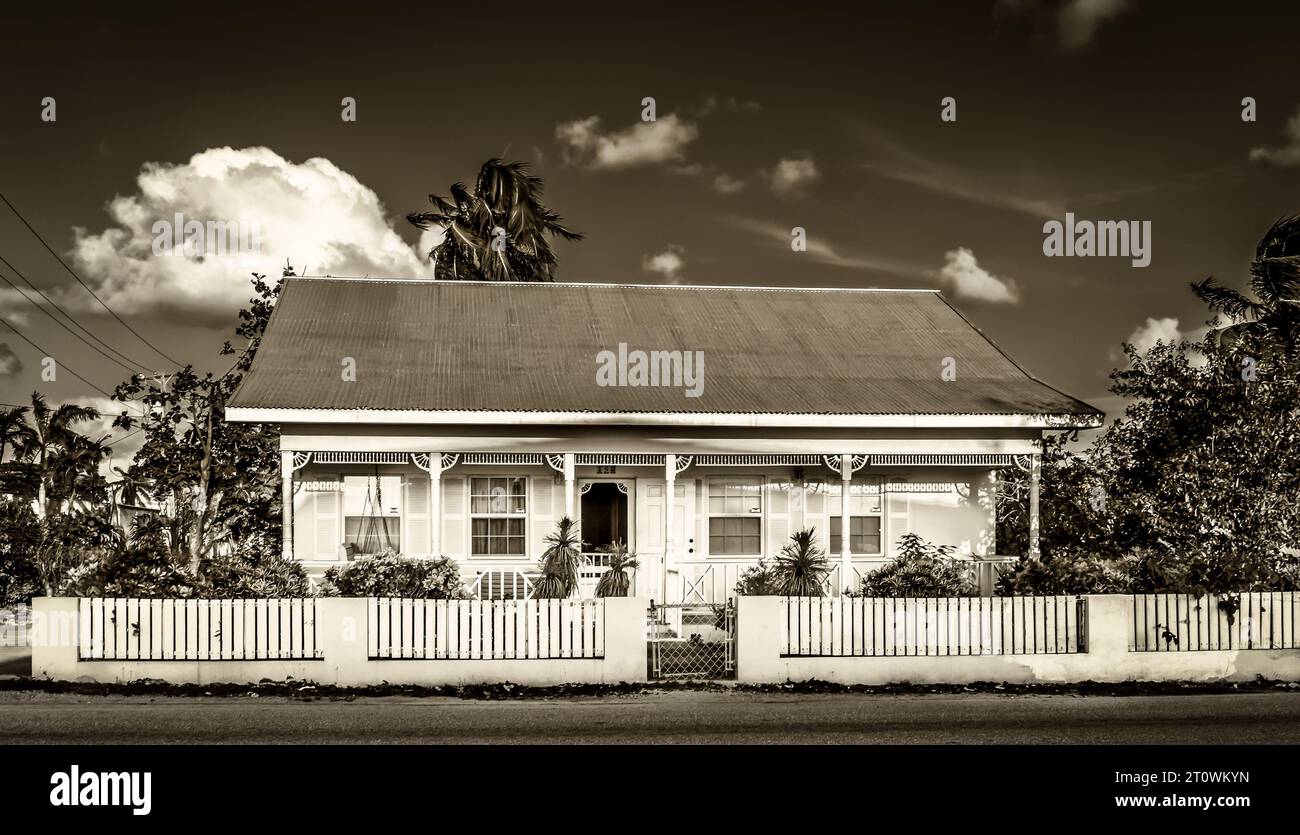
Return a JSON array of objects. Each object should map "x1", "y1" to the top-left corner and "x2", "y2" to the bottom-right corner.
[{"x1": 2, "y1": 1, "x2": 1299, "y2": 465}]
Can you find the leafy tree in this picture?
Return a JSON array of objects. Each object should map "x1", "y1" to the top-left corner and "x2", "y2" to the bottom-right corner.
[
  {"x1": 407, "y1": 158, "x2": 582, "y2": 281},
  {"x1": 111, "y1": 270, "x2": 286, "y2": 571}
]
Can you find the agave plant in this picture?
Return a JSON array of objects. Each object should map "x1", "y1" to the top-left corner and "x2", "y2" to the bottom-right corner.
[
  {"x1": 594, "y1": 541, "x2": 638, "y2": 598},
  {"x1": 773, "y1": 528, "x2": 830, "y2": 597},
  {"x1": 532, "y1": 516, "x2": 584, "y2": 599}
]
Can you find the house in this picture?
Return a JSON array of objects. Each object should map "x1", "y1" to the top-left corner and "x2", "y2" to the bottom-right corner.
[{"x1": 225, "y1": 278, "x2": 1103, "y2": 601}]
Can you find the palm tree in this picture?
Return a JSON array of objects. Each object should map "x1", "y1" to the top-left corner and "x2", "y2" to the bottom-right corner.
[
  {"x1": 773, "y1": 528, "x2": 830, "y2": 597},
  {"x1": 407, "y1": 158, "x2": 582, "y2": 282},
  {"x1": 12, "y1": 392, "x2": 99, "y2": 519},
  {"x1": 0, "y1": 405, "x2": 27, "y2": 465},
  {"x1": 594, "y1": 541, "x2": 639, "y2": 598},
  {"x1": 532, "y1": 516, "x2": 583, "y2": 599},
  {"x1": 1191, "y1": 215, "x2": 1300, "y2": 357}
]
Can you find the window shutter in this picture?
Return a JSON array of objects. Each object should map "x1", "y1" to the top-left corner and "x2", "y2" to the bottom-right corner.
[
  {"x1": 672, "y1": 479, "x2": 691, "y2": 557},
  {"x1": 442, "y1": 476, "x2": 467, "y2": 558},
  {"x1": 637, "y1": 479, "x2": 666, "y2": 554},
  {"x1": 765, "y1": 479, "x2": 792, "y2": 557},
  {"x1": 693, "y1": 479, "x2": 708, "y2": 559},
  {"x1": 530, "y1": 476, "x2": 555, "y2": 559},
  {"x1": 403, "y1": 474, "x2": 430, "y2": 557},
  {"x1": 886, "y1": 476, "x2": 910, "y2": 557},
  {"x1": 313, "y1": 485, "x2": 341, "y2": 560}
]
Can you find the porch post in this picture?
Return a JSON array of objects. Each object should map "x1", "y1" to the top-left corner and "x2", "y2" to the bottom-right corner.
[
  {"x1": 839, "y1": 454, "x2": 852, "y2": 596},
  {"x1": 280, "y1": 450, "x2": 294, "y2": 561},
  {"x1": 663, "y1": 453, "x2": 676, "y2": 606},
  {"x1": 428, "y1": 455, "x2": 441, "y2": 556},
  {"x1": 1028, "y1": 453, "x2": 1042, "y2": 558},
  {"x1": 563, "y1": 453, "x2": 576, "y2": 518}
]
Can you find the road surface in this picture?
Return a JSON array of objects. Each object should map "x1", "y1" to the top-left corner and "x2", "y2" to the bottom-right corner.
[{"x1": 1, "y1": 690, "x2": 1297, "y2": 743}]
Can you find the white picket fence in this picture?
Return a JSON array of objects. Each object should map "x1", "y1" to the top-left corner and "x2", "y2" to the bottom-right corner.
[
  {"x1": 1131, "y1": 592, "x2": 1300, "y2": 651},
  {"x1": 368, "y1": 598, "x2": 605, "y2": 660},
  {"x1": 782, "y1": 595, "x2": 1086, "y2": 657},
  {"x1": 78, "y1": 598, "x2": 321, "y2": 661}
]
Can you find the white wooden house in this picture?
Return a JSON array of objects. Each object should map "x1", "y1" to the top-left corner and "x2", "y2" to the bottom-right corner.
[{"x1": 226, "y1": 278, "x2": 1102, "y2": 601}]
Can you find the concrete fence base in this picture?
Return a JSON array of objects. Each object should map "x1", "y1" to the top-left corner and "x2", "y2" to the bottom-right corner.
[
  {"x1": 737, "y1": 595, "x2": 1300, "y2": 684},
  {"x1": 32, "y1": 597, "x2": 649, "y2": 687}
]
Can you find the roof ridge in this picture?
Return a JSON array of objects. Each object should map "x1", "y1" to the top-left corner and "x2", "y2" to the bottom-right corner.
[{"x1": 286, "y1": 276, "x2": 940, "y2": 293}]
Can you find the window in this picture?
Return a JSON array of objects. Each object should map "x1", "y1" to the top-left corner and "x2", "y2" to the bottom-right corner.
[
  {"x1": 342, "y1": 474, "x2": 401, "y2": 555},
  {"x1": 708, "y1": 478, "x2": 762, "y2": 555},
  {"x1": 826, "y1": 477, "x2": 883, "y2": 555},
  {"x1": 470, "y1": 476, "x2": 527, "y2": 556}
]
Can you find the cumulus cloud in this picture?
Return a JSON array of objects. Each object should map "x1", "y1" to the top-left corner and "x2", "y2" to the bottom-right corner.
[
  {"x1": 642, "y1": 245, "x2": 686, "y2": 280},
  {"x1": 711, "y1": 174, "x2": 747, "y2": 195},
  {"x1": 999, "y1": 0, "x2": 1135, "y2": 51},
  {"x1": 766, "y1": 156, "x2": 820, "y2": 196},
  {"x1": 937, "y1": 248, "x2": 1020, "y2": 304},
  {"x1": 1126, "y1": 316, "x2": 1183, "y2": 354},
  {"x1": 0, "y1": 343, "x2": 21, "y2": 377},
  {"x1": 1250, "y1": 106, "x2": 1300, "y2": 167},
  {"x1": 555, "y1": 114, "x2": 699, "y2": 170},
  {"x1": 69, "y1": 146, "x2": 434, "y2": 324}
]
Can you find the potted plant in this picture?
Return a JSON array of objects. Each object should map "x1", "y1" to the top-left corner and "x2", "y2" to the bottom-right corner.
[{"x1": 594, "y1": 541, "x2": 638, "y2": 598}]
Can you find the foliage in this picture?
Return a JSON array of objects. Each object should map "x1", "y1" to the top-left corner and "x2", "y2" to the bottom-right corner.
[
  {"x1": 320, "y1": 551, "x2": 465, "y2": 598},
  {"x1": 111, "y1": 270, "x2": 286, "y2": 570},
  {"x1": 594, "y1": 541, "x2": 638, "y2": 598},
  {"x1": 198, "y1": 551, "x2": 311, "y2": 598},
  {"x1": 0, "y1": 498, "x2": 41, "y2": 607},
  {"x1": 734, "y1": 558, "x2": 780, "y2": 596},
  {"x1": 533, "y1": 517, "x2": 583, "y2": 599},
  {"x1": 995, "y1": 553, "x2": 1136, "y2": 596},
  {"x1": 857, "y1": 533, "x2": 976, "y2": 597},
  {"x1": 407, "y1": 158, "x2": 582, "y2": 282},
  {"x1": 772, "y1": 528, "x2": 830, "y2": 596},
  {"x1": 62, "y1": 546, "x2": 194, "y2": 598}
]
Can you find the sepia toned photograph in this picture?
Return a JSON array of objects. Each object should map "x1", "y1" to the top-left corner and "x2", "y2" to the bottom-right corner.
[{"x1": 1, "y1": 0, "x2": 1296, "y2": 818}]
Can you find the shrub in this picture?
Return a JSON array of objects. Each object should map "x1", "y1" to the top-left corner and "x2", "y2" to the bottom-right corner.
[
  {"x1": 857, "y1": 533, "x2": 976, "y2": 597},
  {"x1": 773, "y1": 528, "x2": 830, "y2": 596},
  {"x1": 594, "y1": 542, "x2": 638, "y2": 598},
  {"x1": 198, "y1": 551, "x2": 312, "y2": 598},
  {"x1": 734, "y1": 558, "x2": 780, "y2": 596},
  {"x1": 320, "y1": 551, "x2": 465, "y2": 598},
  {"x1": 0, "y1": 498, "x2": 41, "y2": 607},
  {"x1": 61, "y1": 546, "x2": 195, "y2": 598},
  {"x1": 533, "y1": 517, "x2": 582, "y2": 599}
]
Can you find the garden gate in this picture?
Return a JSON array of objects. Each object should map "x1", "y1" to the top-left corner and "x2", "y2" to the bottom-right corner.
[{"x1": 647, "y1": 599, "x2": 735, "y2": 680}]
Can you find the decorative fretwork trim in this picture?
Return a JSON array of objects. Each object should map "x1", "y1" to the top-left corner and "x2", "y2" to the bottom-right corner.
[
  {"x1": 575, "y1": 453, "x2": 665, "y2": 465},
  {"x1": 290, "y1": 451, "x2": 313, "y2": 472},
  {"x1": 545, "y1": 454, "x2": 566, "y2": 473},
  {"x1": 695, "y1": 454, "x2": 823, "y2": 466},
  {"x1": 461, "y1": 453, "x2": 545, "y2": 465},
  {"x1": 1012, "y1": 454, "x2": 1033, "y2": 472},
  {"x1": 311, "y1": 451, "x2": 408, "y2": 465},
  {"x1": 410, "y1": 453, "x2": 460, "y2": 474},
  {"x1": 872, "y1": 453, "x2": 1017, "y2": 467},
  {"x1": 822, "y1": 454, "x2": 869, "y2": 475},
  {"x1": 674, "y1": 454, "x2": 694, "y2": 474}
]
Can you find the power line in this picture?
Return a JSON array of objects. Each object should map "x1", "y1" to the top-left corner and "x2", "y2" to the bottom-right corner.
[
  {"x1": 0, "y1": 258, "x2": 146, "y2": 374},
  {"x1": 0, "y1": 316, "x2": 132, "y2": 406},
  {"x1": 0, "y1": 191, "x2": 183, "y2": 367}
]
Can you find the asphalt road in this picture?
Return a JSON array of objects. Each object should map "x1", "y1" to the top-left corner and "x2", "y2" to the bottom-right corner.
[{"x1": 1, "y1": 690, "x2": 1298, "y2": 743}]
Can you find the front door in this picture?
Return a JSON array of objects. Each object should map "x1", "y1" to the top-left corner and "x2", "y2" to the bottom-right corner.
[{"x1": 577, "y1": 480, "x2": 634, "y2": 596}]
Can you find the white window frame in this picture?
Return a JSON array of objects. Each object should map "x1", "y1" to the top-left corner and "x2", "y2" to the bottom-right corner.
[
  {"x1": 341, "y1": 473, "x2": 402, "y2": 556},
  {"x1": 468, "y1": 475, "x2": 529, "y2": 558},
  {"x1": 827, "y1": 475, "x2": 885, "y2": 557},
  {"x1": 706, "y1": 476, "x2": 764, "y2": 557}
]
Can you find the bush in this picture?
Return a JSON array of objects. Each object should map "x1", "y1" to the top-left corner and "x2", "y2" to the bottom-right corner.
[
  {"x1": 61, "y1": 546, "x2": 195, "y2": 598},
  {"x1": 773, "y1": 528, "x2": 830, "y2": 596},
  {"x1": 995, "y1": 553, "x2": 1133, "y2": 596},
  {"x1": 857, "y1": 533, "x2": 976, "y2": 597},
  {"x1": 594, "y1": 542, "x2": 637, "y2": 598},
  {"x1": 198, "y1": 551, "x2": 311, "y2": 598},
  {"x1": 320, "y1": 551, "x2": 465, "y2": 598},
  {"x1": 734, "y1": 558, "x2": 780, "y2": 596},
  {"x1": 0, "y1": 498, "x2": 41, "y2": 606}
]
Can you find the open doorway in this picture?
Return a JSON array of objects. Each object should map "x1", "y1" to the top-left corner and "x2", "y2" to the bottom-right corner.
[{"x1": 580, "y1": 482, "x2": 629, "y2": 552}]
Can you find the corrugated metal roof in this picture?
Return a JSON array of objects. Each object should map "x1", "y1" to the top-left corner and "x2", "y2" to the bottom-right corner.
[{"x1": 227, "y1": 278, "x2": 1102, "y2": 418}]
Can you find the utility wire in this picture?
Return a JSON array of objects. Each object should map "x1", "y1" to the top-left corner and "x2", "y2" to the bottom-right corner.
[
  {"x1": 0, "y1": 191, "x2": 183, "y2": 367},
  {"x1": 0, "y1": 316, "x2": 142, "y2": 412},
  {"x1": 0, "y1": 260, "x2": 145, "y2": 374}
]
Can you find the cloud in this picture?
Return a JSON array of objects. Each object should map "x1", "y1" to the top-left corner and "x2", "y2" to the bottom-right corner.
[
  {"x1": 1250, "y1": 106, "x2": 1300, "y2": 167},
  {"x1": 642, "y1": 245, "x2": 686, "y2": 280},
  {"x1": 999, "y1": 0, "x2": 1136, "y2": 51},
  {"x1": 68, "y1": 146, "x2": 433, "y2": 324},
  {"x1": 555, "y1": 113, "x2": 699, "y2": 170},
  {"x1": 858, "y1": 125, "x2": 1063, "y2": 219},
  {"x1": 937, "y1": 248, "x2": 1020, "y2": 304},
  {"x1": 766, "y1": 156, "x2": 820, "y2": 196},
  {"x1": 696, "y1": 95, "x2": 763, "y2": 117},
  {"x1": 711, "y1": 174, "x2": 747, "y2": 195},
  {"x1": 1122, "y1": 316, "x2": 1212, "y2": 357},
  {"x1": 725, "y1": 217, "x2": 923, "y2": 277},
  {"x1": 0, "y1": 343, "x2": 21, "y2": 377},
  {"x1": 0, "y1": 289, "x2": 33, "y2": 327},
  {"x1": 1058, "y1": 0, "x2": 1134, "y2": 51}
]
